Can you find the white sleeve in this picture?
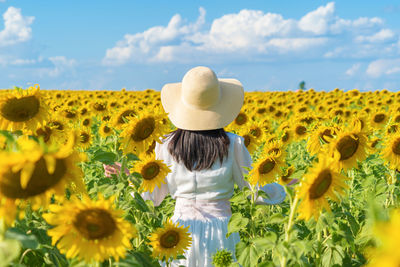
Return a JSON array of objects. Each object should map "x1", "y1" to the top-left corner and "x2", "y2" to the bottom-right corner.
[
  {"x1": 139, "y1": 141, "x2": 169, "y2": 207},
  {"x1": 232, "y1": 135, "x2": 253, "y2": 189},
  {"x1": 233, "y1": 135, "x2": 286, "y2": 205}
]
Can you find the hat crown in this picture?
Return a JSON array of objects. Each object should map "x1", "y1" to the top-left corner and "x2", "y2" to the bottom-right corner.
[{"x1": 181, "y1": 66, "x2": 221, "y2": 109}]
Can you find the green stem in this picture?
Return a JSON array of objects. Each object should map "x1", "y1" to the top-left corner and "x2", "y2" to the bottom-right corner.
[
  {"x1": 281, "y1": 195, "x2": 299, "y2": 267},
  {"x1": 249, "y1": 184, "x2": 257, "y2": 239},
  {"x1": 315, "y1": 231, "x2": 322, "y2": 266},
  {"x1": 19, "y1": 249, "x2": 33, "y2": 264}
]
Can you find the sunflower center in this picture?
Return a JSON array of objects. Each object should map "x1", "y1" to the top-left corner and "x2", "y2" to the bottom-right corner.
[
  {"x1": 82, "y1": 118, "x2": 90, "y2": 126},
  {"x1": 118, "y1": 110, "x2": 136, "y2": 124},
  {"x1": 281, "y1": 167, "x2": 294, "y2": 182},
  {"x1": 141, "y1": 162, "x2": 160, "y2": 180},
  {"x1": 373, "y1": 114, "x2": 385, "y2": 123},
  {"x1": 235, "y1": 113, "x2": 247, "y2": 125},
  {"x1": 93, "y1": 103, "x2": 106, "y2": 111},
  {"x1": 250, "y1": 128, "x2": 262, "y2": 137},
  {"x1": 243, "y1": 135, "x2": 250, "y2": 147},
  {"x1": 309, "y1": 169, "x2": 332, "y2": 199},
  {"x1": 295, "y1": 126, "x2": 306, "y2": 136},
  {"x1": 131, "y1": 118, "x2": 155, "y2": 141},
  {"x1": 64, "y1": 110, "x2": 76, "y2": 119},
  {"x1": 146, "y1": 141, "x2": 156, "y2": 154},
  {"x1": 48, "y1": 121, "x2": 64, "y2": 130},
  {"x1": 281, "y1": 131, "x2": 289, "y2": 142},
  {"x1": 160, "y1": 230, "x2": 180, "y2": 248},
  {"x1": 371, "y1": 139, "x2": 379, "y2": 148},
  {"x1": 74, "y1": 208, "x2": 116, "y2": 240},
  {"x1": 258, "y1": 159, "x2": 275, "y2": 174},
  {"x1": 336, "y1": 135, "x2": 359, "y2": 160},
  {"x1": 103, "y1": 125, "x2": 111, "y2": 133},
  {"x1": 391, "y1": 139, "x2": 400, "y2": 155},
  {"x1": 80, "y1": 133, "x2": 90, "y2": 143},
  {"x1": 320, "y1": 129, "x2": 333, "y2": 143},
  {"x1": 0, "y1": 157, "x2": 66, "y2": 199},
  {"x1": 1, "y1": 96, "x2": 40, "y2": 122},
  {"x1": 36, "y1": 126, "x2": 52, "y2": 142},
  {"x1": 268, "y1": 148, "x2": 280, "y2": 156}
]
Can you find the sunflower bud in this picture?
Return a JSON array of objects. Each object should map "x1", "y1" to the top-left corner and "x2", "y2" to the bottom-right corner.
[{"x1": 212, "y1": 249, "x2": 233, "y2": 267}]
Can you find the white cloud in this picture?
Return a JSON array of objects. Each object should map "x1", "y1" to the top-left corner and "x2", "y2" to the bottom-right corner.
[
  {"x1": 267, "y1": 37, "x2": 328, "y2": 52},
  {"x1": 103, "y1": 2, "x2": 399, "y2": 65},
  {"x1": 366, "y1": 58, "x2": 400, "y2": 77},
  {"x1": 355, "y1": 29, "x2": 395, "y2": 43},
  {"x1": 298, "y1": 2, "x2": 335, "y2": 35},
  {"x1": 103, "y1": 7, "x2": 206, "y2": 65},
  {"x1": 0, "y1": 7, "x2": 34, "y2": 46},
  {"x1": 34, "y1": 56, "x2": 77, "y2": 78},
  {"x1": 345, "y1": 63, "x2": 361, "y2": 76}
]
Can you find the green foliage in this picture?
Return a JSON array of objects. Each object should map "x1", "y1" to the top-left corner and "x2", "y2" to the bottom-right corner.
[{"x1": 1, "y1": 114, "x2": 399, "y2": 267}]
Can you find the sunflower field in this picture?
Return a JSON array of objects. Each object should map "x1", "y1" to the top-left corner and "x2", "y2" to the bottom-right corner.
[{"x1": 0, "y1": 85, "x2": 400, "y2": 267}]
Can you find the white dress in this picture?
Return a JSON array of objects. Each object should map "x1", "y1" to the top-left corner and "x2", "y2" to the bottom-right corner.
[{"x1": 141, "y1": 132, "x2": 286, "y2": 267}]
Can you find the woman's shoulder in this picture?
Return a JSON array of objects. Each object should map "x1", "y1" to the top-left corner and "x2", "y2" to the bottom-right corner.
[{"x1": 225, "y1": 131, "x2": 243, "y2": 143}]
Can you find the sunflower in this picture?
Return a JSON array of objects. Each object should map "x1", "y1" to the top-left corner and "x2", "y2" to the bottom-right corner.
[
  {"x1": 248, "y1": 155, "x2": 282, "y2": 186},
  {"x1": 248, "y1": 121, "x2": 265, "y2": 140},
  {"x1": 370, "y1": 110, "x2": 389, "y2": 129},
  {"x1": 279, "y1": 166, "x2": 296, "y2": 185},
  {"x1": 0, "y1": 133, "x2": 85, "y2": 225},
  {"x1": 292, "y1": 121, "x2": 309, "y2": 141},
  {"x1": 99, "y1": 121, "x2": 113, "y2": 138},
  {"x1": 111, "y1": 108, "x2": 137, "y2": 129},
  {"x1": 307, "y1": 125, "x2": 339, "y2": 156},
  {"x1": 76, "y1": 127, "x2": 93, "y2": 150},
  {"x1": 366, "y1": 209, "x2": 400, "y2": 267},
  {"x1": 262, "y1": 139, "x2": 286, "y2": 160},
  {"x1": 90, "y1": 101, "x2": 108, "y2": 115},
  {"x1": 296, "y1": 154, "x2": 349, "y2": 221},
  {"x1": 279, "y1": 124, "x2": 293, "y2": 144},
  {"x1": 226, "y1": 111, "x2": 249, "y2": 132},
  {"x1": 80, "y1": 116, "x2": 92, "y2": 128},
  {"x1": 328, "y1": 123, "x2": 368, "y2": 171},
  {"x1": 367, "y1": 137, "x2": 381, "y2": 154},
  {"x1": 381, "y1": 133, "x2": 400, "y2": 170},
  {"x1": 148, "y1": 218, "x2": 192, "y2": 261},
  {"x1": 43, "y1": 194, "x2": 136, "y2": 263},
  {"x1": 131, "y1": 153, "x2": 171, "y2": 193},
  {"x1": 119, "y1": 110, "x2": 170, "y2": 155},
  {"x1": 0, "y1": 84, "x2": 49, "y2": 132},
  {"x1": 237, "y1": 129, "x2": 262, "y2": 155}
]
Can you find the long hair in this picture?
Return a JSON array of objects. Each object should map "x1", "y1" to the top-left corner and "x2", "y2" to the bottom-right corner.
[{"x1": 165, "y1": 128, "x2": 230, "y2": 171}]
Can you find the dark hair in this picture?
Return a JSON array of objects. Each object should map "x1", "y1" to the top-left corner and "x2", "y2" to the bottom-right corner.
[{"x1": 165, "y1": 128, "x2": 230, "y2": 171}]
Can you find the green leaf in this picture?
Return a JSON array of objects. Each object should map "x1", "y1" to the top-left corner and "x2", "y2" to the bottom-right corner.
[
  {"x1": 236, "y1": 240, "x2": 266, "y2": 267},
  {"x1": 227, "y1": 213, "x2": 249, "y2": 237},
  {"x1": 321, "y1": 246, "x2": 344, "y2": 267},
  {"x1": 131, "y1": 192, "x2": 150, "y2": 212},
  {"x1": 126, "y1": 153, "x2": 139, "y2": 161},
  {"x1": 91, "y1": 150, "x2": 117, "y2": 164},
  {"x1": 5, "y1": 228, "x2": 39, "y2": 249},
  {"x1": 115, "y1": 251, "x2": 159, "y2": 267},
  {"x1": 253, "y1": 236, "x2": 275, "y2": 251},
  {"x1": 0, "y1": 238, "x2": 20, "y2": 267},
  {"x1": 267, "y1": 213, "x2": 287, "y2": 224}
]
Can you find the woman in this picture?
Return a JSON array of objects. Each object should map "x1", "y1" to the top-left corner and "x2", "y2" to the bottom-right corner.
[
  {"x1": 142, "y1": 66, "x2": 286, "y2": 267},
  {"x1": 106, "y1": 66, "x2": 286, "y2": 266}
]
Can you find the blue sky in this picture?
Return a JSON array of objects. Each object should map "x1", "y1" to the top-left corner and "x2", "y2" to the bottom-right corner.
[{"x1": 1, "y1": 0, "x2": 400, "y2": 91}]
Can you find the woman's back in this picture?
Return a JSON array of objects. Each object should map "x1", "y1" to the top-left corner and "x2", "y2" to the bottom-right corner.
[{"x1": 157, "y1": 132, "x2": 249, "y2": 201}]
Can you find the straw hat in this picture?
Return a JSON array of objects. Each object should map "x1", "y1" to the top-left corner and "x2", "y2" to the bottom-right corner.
[{"x1": 161, "y1": 66, "x2": 244, "y2": 130}]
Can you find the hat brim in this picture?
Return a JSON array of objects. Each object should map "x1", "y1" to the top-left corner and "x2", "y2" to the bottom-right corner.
[{"x1": 161, "y1": 79, "x2": 244, "y2": 130}]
